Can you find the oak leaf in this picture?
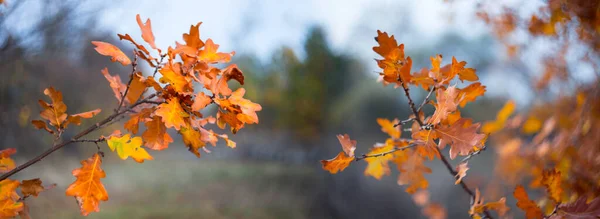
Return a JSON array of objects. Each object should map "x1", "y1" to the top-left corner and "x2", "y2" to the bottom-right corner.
[
  {"x1": 377, "y1": 118, "x2": 400, "y2": 139},
  {"x1": 458, "y1": 82, "x2": 486, "y2": 107},
  {"x1": 336, "y1": 134, "x2": 356, "y2": 157},
  {"x1": 125, "y1": 72, "x2": 146, "y2": 103},
  {"x1": 455, "y1": 162, "x2": 469, "y2": 184},
  {"x1": 67, "y1": 109, "x2": 101, "y2": 126},
  {"x1": 514, "y1": 185, "x2": 543, "y2": 219},
  {"x1": 31, "y1": 120, "x2": 53, "y2": 134},
  {"x1": 100, "y1": 68, "x2": 127, "y2": 103},
  {"x1": 124, "y1": 108, "x2": 153, "y2": 134},
  {"x1": 107, "y1": 133, "x2": 153, "y2": 163},
  {"x1": 436, "y1": 118, "x2": 486, "y2": 159},
  {"x1": 198, "y1": 39, "x2": 234, "y2": 63},
  {"x1": 412, "y1": 126, "x2": 439, "y2": 160},
  {"x1": 364, "y1": 143, "x2": 394, "y2": 180},
  {"x1": 180, "y1": 126, "x2": 205, "y2": 157},
  {"x1": 39, "y1": 87, "x2": 67, "y2": 128},
  {"x1": 91, "y1": 41, "x2": 131, "y2": 66},
  {"x1": 20, "y1": 178, "x2": 43, "y2": 197},
  {"x1": 117, "y1": 33, "x2": 150, "y2": 56},
  {"x1": 65, "y1": 154, "x2": 108, "y2": 216},
  {"x1": 0, "y1": 198, "x2": 23, "y2": 218},
  {"x1": 155, "y1": 97, "x2": 188, "y2": 131},
  {"x1": 182, "y1": 22, "x2": 204, "y2": 51},
  {"x1": 159, "y1": 63, "x2": 193, "y2": 94},
  {"x1": 192, "y1": 92, "x2": 212, "y2": 111},
  {"x1": 551, "y1": 196, "x2": 600, "y2": 219},
  {"x1": 397, "y1": 152, "x2": 431, "y2": 194},
  {"x1": 320, "y1": 152, "x2": 354, "y2": 174},
  {"x1": 429, "y1": 86, "x2": 460, "y2": 125},
  {"x1": 470, "y1": 188, "x2": 509, "y2": 217},
  {"x1": 0, "y1": 148, "x2": 16, "y2": 173},
  {"x1": 373, "y1": 30, "x2": 404, "y2": 59},
  {"x1": 136, "y1": 14, "x2": 158, "y2": 50},
  {"x1": 542, "y1": 169, "x2": 562, "y2": 203},
  {"x1": 142, "y1": 116, "x2": 173, "y2": 150}
]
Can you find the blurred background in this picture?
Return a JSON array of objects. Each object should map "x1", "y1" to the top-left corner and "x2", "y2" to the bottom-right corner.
[{"x1": 1, "y1": 0, "x2": 595, "y2": 218}]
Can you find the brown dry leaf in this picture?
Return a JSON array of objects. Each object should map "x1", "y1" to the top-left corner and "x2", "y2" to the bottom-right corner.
[
  {"x1": 38, "y1": 87, "x2": 67, "y2": 128},
  {"x1": 31, "y1": 120, "x2": 53, "y2": 134},
  {"x1": 542, "y1": 169, "x2": 562, "y2": 203},
  {"x1": 336, "y1": 134, "x2": 356, "y2": 157},
  {"x1": 20, "y1": 178, "x2": 44, "y2": 197}
]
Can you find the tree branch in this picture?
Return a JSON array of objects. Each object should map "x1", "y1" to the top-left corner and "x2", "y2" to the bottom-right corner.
[
  {"x1": 417, "y1": 86, "x2": 435, "y2": 112},
  {"x1": 398, "y1": 77, "x2": 425, "y2": 127},
  {"x1": 0, "y1": 93, "x2": 158, "y2": 181},
  {"x1": 435, "y1": 147, "x2": 494, "y2": 218}
]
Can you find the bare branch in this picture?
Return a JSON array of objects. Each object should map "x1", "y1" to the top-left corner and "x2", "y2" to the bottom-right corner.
[{"x1": 355, "y1": 143, "x2": 417, "y2": 161}]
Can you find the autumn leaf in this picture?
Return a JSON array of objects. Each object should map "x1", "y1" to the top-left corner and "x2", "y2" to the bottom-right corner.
[
  {"x1": 65, "y1": 153, "x2": 108, "y2": 216},
  {"x1": 226, "y1": 88, "x2": 262, "y2": 124},
  {"x1": 155, "y1": 97, "x2": 188, "y2": 131},
  {"x1": 180, "y1": 126, "x2": 205, "y2": 158},
  {"x1": 321, "y1": 152, "x2": 354, "y2": 174},
  {"x1": 397, "y1": 152, "x2": 431, "y2": 194},
  {"x1": 182, "y1": 22, "x2": 204, "y2": 50},
  {"x1": 159, "y1": 63, "x2": 193, "y2": 94},
  {"x1": 67, "y1": 109, "x2": 101, "y2": 126},
  {"x1": 436, "y1": 118, "x2": 486, "y2": 159},
  {"x1": 0, "y1": 198, "x2": 23, "y2": 218},
  {"x1": 522, "y1": 115, "x2": 542, "y2": 134},
  {"x1": 217, "y1": 110, "x2": 244, "y2": 134},
  {"x1": 31, "y1": 120, "x2": 53, "y2": 134},
  {"x1": 429, "y1": 86, "x2": 460, "y2": 125},
  {"x1": 364, "y1": 143, "x2": 394, "y2": 180},
  {"x1": 377, "y1": 118, "x2": 400, "y2": 139},
  {"x1": 457, "y1": 82, "x2": 486, "y2": 107},
  {"x1": 198, "y1": 39, "x2": 234, "y2": 63},
  {"x1": 336, "y1": 134, "x2": 356, "y2": 157},
  {"x1": 142, "y1": 116, "x2": 173, "y2": 150},
  {"x1": 412, "y1": 126, "x2": 439, "y2": 160},
  {"x1": 482, "y1": 100, "x2": 515, "y2": 134},
  {"x1": 100, "y1": 68, "x2": 127, "y2": 103},
  {"x1": 551, "y1": 196, "x2": 600, "y2": 219},
  {"x1": 192, "y1": 92, "x2": 212, "y2": 111},
  {"x1": 514, "y1": 185, "x2": 543, "y2": 219},
  {"x1": 470, "y1": 188, "x2": 509, "y2": 217},
  {"x1": 423, "y1": 203, "x2": 447, "y2": 219},
  {"x1": 124, "y1": 108, "x2": 153, "y2": 134},
  {"x1": 411, "y1": 68, "x2": 435, "y2": 89},
  {"x1": 373, "y1": 30, "x2": 404, "y2": 60},
  {"x1": 455, "y1": 162, "x2": 469, "y2": 184},
  {"x1": 136, "y1": 14, "x2": 158, "y2": 50},
  {"x1": 91, "y1": 41, "x2": 131, "y2": 66},
  {"x1": 541, "y1": 169, "x2": 562, "y2": 203},
  {"x1": 20, "y1": 178, "x2": 43, "y2": 197},
  {"x1": 125, "y1": 72, "x2": 146, "y2": 103},
  {"x1": 0, "y1": 148, "x2": 16, "y2": 173},
  {"x1": 107, "y1": 133, "x2": 153, "y2": 163},
  {"x1": 39, "y1": 87, "x2": 67, "y2": 128},
  {"x1": 117, "y1": 33, "x2": 150, "y2": 55}
]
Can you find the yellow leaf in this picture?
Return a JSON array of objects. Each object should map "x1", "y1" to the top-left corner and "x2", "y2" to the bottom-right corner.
[
  {"x1": 522, "y1": 116, "x2": 542, "y2": 134},
  {"x1": 482, "y1": 100, "x2": 515, "y2": 134},
  {"x1": 107, "y1": 134, "x2": 153, "y2": 163},
  {"x1": 155, "y1": 97, "x2": 188, "y2": 131},
  {"x1": 377, "y1": 118, "x2": 400, "y2": 139},
  {"x1": 364, "y1": 143, "x2": 394, "y2": 180},
  {"x1": 321, "y1": 152, "x2": 354, "y2": 174}
]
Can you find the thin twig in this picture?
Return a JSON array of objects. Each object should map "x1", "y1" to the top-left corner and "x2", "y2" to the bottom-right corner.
[
  {"x1": 355, "y1": 144, "x2": 417, "y2": 161},
  {"x1": 72, "y1": 138, "x2": 106, "y2": 143},
  {"x1": 398, "y1": 77, "x2": 425, "y2": 127},
  {"x1": 152, "y1": 54, "x2": 166, "y2": 78},
  {"x1": 435, "y1": 147, "x2": 494, "y2": 218},
  {"x1": 394, "y1": 118, "x2": 414, "y2": 127},
  {"x1": 417, "y1": 86, "x2": 436, "y2": 112},
  {"x1": 116, "y1": 51, "x2": 138, "y2": 112},
  {"x1": 460, "y1": 145, "x2": 487, "y2": 164}
]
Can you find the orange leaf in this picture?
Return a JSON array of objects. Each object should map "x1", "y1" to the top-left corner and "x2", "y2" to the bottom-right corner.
[
  {"x1": 155, "y1": 97, "x2": 188, "y2": 131},
  {"x1": 0, "y1": 179, "x2": 20, "y2": 200},
  {"x1": 180, "y1": 126, "x2": 205, "y2": 158},
  {"x1": 31, "y1": 120, "x2": 53, "y2": 134},
  {"x1": 470, "y1": 188, "x2": 509, "y2": 217},
  {"x1": 136, "y1": 14, "x2": 158, "y2": 50},
  {"x1": 423, "y1": 203, "x2": 447, "y2": 219},
  {"x1": 217, "y1": 110, "x2": 244, "y2": 134},
  {"x1": 514, "y1": 185, "x2": 543, "y2": 219},
  {"x1": 192, "y1": 92, "x2": 212, "y2": 111},
  {"x1": 100, "y1": 68, "x2": 127, "y2": 103},
  {"x1": 126, "y1": 72, "x2": 146, "y2": 103},
  {"x1": 142, "y1": 116, "x2": 173, "y2": 150},
  {"x1": 198, "y1": 39, "x2": 234, "y2": 64},
  {"x1": 39, "y1": 87, "x2": 67, "y2": 128},
  {"x1": 429, "y1": 86, "x2": 460, "y2": 125},
  {"x1": 65, "y1": 154, "x2": 109, "y2": 216},
  {"x1": 412, "y1": 126, "x2": 439, "y2": 160},
  {"x1": 436, "y1": 118, "x2": 486, "y2": 159},
  {"x1": 373, "y1": 30, "x2": 404, "y2": 60},
  {"x1": 377, "y1": 118, "x2": 400, "y2": 139},
  {"x1": 67, "y1": 109, "x2": 101, "y2": 126},
  {"x1": 124, "y1": 108, "x2": 153, "y2": 134},
  {"x1": 455, "y1": 162, "x2": 469, "y2": 184},
  {"x1": 117, "y1": 33, "x2": 150, "y2": 55},
  {"x1": 541, "y1": 169, "x2": 562, "y2": 203},
  {"x1": 397, "y1": 152, "x2": 431, "y2": 194},
  {"x1": 0, "y1": 148, "x2": 16, "y2": 174},
  {"x1": 336, "y1": 134, "x2": 356, "y2": 157},
  {"x1": 458, "y1": 82, "x2": 486, "y2": 107},
  {"x1": 482, "y1": 100, "x2": 516, "y2": 134},
  {"x1": 228, "y1": 88, "x2": 262, "y2": 124},
  {"x1": 20, "y1": 178, "x2": 43, "y2": 197},
  {"x1": 91, "y1": 41, "x2": 131, "y2": 66},
  {"x1": 522, "y1": 116, "x2": 542, "y2": 134},
  {"x1": 182, "y1": 22, "x2": 204, "y2": 50},
  {"x1": 0, "y1": 198, "x2": 23, "y2": 218},
  {"x1": 159, "y1": 63, "x2": 193, "y2": 94},
  {"x1": 320, "y1": 152, "x2": 354, "y2": 174}
]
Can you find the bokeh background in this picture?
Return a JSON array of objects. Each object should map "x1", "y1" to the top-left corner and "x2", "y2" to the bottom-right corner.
[{"x1": 1, "y1": 0, "x2": 596, "y2": 218}]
